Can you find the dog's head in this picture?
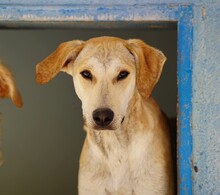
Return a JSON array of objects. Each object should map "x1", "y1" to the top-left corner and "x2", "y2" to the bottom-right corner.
[
  {"x1": 36, "y1": 37, "x2": 166, "y2": 130},
  {"x1": 0, "y1": 63, "x2": 23, "y2": 108}
]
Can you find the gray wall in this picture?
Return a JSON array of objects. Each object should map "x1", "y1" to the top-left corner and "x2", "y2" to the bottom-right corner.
[{"x1": 0, "y1": 29, "x2": 176, "y2": 195}]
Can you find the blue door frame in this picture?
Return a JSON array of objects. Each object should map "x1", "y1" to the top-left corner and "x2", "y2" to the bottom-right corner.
[
  {"x1": 1, "y1": 1, "x2": 219, "y2": 195},
  {"x1": 177, "y1": 5, "x2": 193, "y2": 195}
]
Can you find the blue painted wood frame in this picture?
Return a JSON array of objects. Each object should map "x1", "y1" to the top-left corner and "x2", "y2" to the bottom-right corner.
[
  {"x1": 177, "y1": 6, "x2": 193, "y2": 195},
  {"x1": 0, "y1": 3, "x2": 194, "y2": 195}
]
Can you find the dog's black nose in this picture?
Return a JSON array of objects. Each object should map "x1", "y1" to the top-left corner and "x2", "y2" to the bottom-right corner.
[{"x1": 92, "y1": 108, "x2": 114, "y2": 128}]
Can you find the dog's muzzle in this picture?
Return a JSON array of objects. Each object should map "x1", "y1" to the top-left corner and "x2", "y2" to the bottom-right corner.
[{"x1": 92, "y1": 108, "x2": 114, "y2": 129}]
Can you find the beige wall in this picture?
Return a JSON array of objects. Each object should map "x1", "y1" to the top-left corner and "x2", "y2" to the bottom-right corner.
[{"x1": 0, "y1": 28, "x2": 176, "y2": 195}]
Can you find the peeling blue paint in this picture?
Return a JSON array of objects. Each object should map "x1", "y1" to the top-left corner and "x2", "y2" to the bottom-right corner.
[{"x1": 192, "y1": 3, "x2": 220, "y2": 194}]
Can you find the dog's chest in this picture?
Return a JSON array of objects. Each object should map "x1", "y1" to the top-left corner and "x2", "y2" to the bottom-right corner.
[
  {"x1": 101, "y1": 134, "x2": 130, "y2": 183},
  {"x1": 80, "y1": 130, "x2": 167, "y2": 194},
  {"x1": 101, "y1": 145, "x2": 132, "y2": 192},
  {"x1": 90, "y1": 133, "x2": 150, "y2": 191}
]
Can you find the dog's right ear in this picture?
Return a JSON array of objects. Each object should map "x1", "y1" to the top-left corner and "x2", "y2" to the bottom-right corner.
[
  {"x1": 126, "y1": 39, "x2": 166, "y2": 99},
  {"x1": 36, "y1": 40, "x2": 84, "y2": 84}
]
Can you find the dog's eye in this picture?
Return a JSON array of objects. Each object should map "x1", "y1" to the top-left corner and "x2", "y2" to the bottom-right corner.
[
  {"x1": 117, "y1": 71, "x2": 129, "y2": 81},
  {"x1": 81, "y1": 70, "x2": 92, "y2": 80}
]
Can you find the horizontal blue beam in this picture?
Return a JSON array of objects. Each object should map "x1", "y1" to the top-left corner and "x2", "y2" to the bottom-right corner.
[
  {"x1": 0, "y1": 0, "x2": 193, "y2": 6},
  {"x1": 0, "y1": 4, "x2": 186, "y2": 23}
]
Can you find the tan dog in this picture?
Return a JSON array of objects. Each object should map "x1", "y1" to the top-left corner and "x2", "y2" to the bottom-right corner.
[
  {"x1": 36, "y1": 37, "x2": 174, "y2": 195},
  {"x1": 0, "y1": 62, "x2": 23, "y2": 165}
]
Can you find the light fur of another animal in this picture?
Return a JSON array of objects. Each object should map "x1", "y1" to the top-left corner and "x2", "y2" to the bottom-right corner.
[
  {"x1": 0, "y1": 63, "x2": 23, "y2": 108},
  {"x1": 0, "y1": 62, "x2": 23, "y2": 166}
]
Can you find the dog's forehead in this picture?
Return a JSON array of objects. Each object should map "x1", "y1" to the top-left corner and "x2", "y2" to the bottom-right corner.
[{"x1": 76, "y1": 40, "x2": 135, "y2": 69}]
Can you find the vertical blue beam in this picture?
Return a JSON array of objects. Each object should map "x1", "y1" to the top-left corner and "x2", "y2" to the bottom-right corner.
[{"x1": 177, "y1": 5, "x2": 193, "y2": 195}]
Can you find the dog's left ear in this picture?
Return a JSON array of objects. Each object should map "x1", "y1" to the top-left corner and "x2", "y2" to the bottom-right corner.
[
  {"x1": 127, "y1": 39, "x2": 166, "y2": 99},
  {"x1": 36, "y1": 40, "x2": 84, "y2": 84},
  {"x1": 0, "y1": 63, "x2": 23, "y2": 108}
]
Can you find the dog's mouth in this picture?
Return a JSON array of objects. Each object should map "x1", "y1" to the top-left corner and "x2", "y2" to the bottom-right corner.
[{"x1": 93, "y1": 124, "x2": 115, "y2": 131}]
